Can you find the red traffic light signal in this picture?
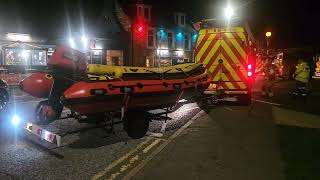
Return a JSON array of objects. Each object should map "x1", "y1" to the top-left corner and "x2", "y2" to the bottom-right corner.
[{"x1": 133, "y1": 20, "x2": 147, "y2": 39}]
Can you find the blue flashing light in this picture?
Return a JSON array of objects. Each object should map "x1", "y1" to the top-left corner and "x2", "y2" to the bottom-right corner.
[
  {"x1": 192, "y1": 33, "x2": 198, "y2": 42},
  {"x1": 158, "y1": 29, "x2": 165, "y2": 39},
  {"x1": 176, "y1": 32, "x2": 183, "y2": 41}
]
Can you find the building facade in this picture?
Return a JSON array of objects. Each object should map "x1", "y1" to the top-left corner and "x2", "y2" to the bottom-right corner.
[{"x1": 119, "y1": 1, "x2": 197, "y2": 67}]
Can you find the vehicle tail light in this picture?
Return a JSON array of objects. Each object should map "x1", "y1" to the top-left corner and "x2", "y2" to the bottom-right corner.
[
  {"x1": 247, "y1": 64, "x2": 252, "y2": 70},
  {"x1": 248, "y1": 71, "x2": 252, "y2": 77}
]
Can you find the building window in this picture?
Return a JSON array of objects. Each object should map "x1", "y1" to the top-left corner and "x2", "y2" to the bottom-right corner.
[
  {"x1": 137, "y1": 6, "x2": 143, "y2": 17},
  {"x1": 147, "y1": 29, "x2": 155, "y2": 48},
  {"x1": 174, "y1": 13, "x2": 186, "y2": 26},
  {"x1": 91, "y1": 50, "x2": 102, "y2": 64},
  {"x1": 4, "y1": 49, "x2": 47, "y2": 66},
  {"x1": 167, "y1": 32, "x2": 174, "y2": 49},
  {"x1": 181, "y1": 15, "x2": 185, "y2": 26},
  {"x1": 32, "y1": 51, "x2": 47, "y2": 65},
  {"x1": 144, "y1": 8, "x2": 150, "y2": 20},
  {"x1": 184, "y1": 33, "x2": 190, "y2": 50},
  {"x1": 136, "y1": 5, "x2": 151, "y2": 21}
]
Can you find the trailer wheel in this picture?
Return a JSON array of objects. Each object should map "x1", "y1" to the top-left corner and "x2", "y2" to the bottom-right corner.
[
  {"x1": 35, "y1": 100, "x2": 63, "y2": 125},
  {"x1": 124, "y1": 110, "x2": 149, "y2": 139}
]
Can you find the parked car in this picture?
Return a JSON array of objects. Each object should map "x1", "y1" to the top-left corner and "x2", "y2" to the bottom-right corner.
[{"x1": 0, "y1": 79, "x2": 9, "y2": 110}]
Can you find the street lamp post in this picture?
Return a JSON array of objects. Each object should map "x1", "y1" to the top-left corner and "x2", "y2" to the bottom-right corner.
[{"x1": 265, "y1": 31, "x2": 271, "y2": 56}]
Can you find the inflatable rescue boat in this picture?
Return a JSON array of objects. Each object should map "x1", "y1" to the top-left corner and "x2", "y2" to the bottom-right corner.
[{"x1": 20, "y1": 46, "x2": 210, "y2": 138}]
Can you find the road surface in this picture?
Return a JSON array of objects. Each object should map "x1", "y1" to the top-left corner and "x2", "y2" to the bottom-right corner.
[{"x1": 0, "y1": 78, "x2": 320, "y2": 180}]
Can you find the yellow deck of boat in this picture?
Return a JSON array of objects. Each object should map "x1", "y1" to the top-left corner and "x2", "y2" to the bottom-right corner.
[{"x1": 86, "y1": 63, "x2": 203, "y2": 81}]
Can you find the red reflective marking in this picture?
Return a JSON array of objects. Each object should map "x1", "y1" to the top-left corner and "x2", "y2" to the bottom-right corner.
[
  {"x1": 220, "y1": 48, "x2": 247, "y2": 82},
  {"x1": 231, "y1": 32, "x2": 246, "y2": 49},
  {"x1": 205, "y1": 47, "x2": 222, "y2": 70},
  {"x1": 219, "y1": 81, "x2": 228, "y2": 89},
  {"x1": 221, "y1": 33, "x2": 246, "y2": 67},
  {"x1": 199, "y1": 35, "x2": 220, "y2": 63},
  {"x1": 220, "y1": 65, "x2": 241, "y2": 89},
  {"x1": 209, "y1": 63, "x2": 223, "y2": 81},
  {"x1": 194, "y1": 33, "x2": 210, "y2": 55}
]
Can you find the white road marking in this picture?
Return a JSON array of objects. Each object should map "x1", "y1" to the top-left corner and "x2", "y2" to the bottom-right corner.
[
  {"x1": 224, "y1": 107, "x2": 234, "y2": 112},
  {"x1": 160, "y1": 122, "x2": 167, "y2": 133},
  {"x1": 91, "y1": 138, "x2": 153, "y2": 180},
  {"x1": 252, "y1": 99, "x2": 283, "y2": 106},
  {"x1": 142, "y1": 139, "x2": 161, "y2": 154},
  {"x1": 122, "y1": 110, "x2": 205, "y2": 180},
  {"x1": 180, "y1": 107, "x2": 200, "y2": 113},
  {"x1": 146, "y1": 132, "x2": 163, "y2": 138}
]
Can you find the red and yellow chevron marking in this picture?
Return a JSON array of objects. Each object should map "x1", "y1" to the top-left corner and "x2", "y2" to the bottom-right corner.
[{"x1": 195, "y1": 27, "x2": 248, "y2": 90}]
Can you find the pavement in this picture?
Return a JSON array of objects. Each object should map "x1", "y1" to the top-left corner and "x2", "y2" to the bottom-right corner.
[
  {"x1": 1, "y1": 77, "x2": 320, "y2": 180},
  {"x1": 133, "y1": 104, "x2": 285, "y2": 180}
]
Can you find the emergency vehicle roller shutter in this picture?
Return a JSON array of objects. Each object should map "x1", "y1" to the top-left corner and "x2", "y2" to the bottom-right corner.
[{"x1": 195, "y1": 27, "x2": 248, "y2": 90}]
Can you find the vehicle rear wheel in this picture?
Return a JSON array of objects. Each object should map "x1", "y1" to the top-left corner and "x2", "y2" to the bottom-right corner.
[
  {"x1": 238, "y1": 94, "x2": 252, "y2": 105},
  {"x1": 35, "y1": 100, "x2": 63, "y2": 125},
  {"x1": 124, "y1": 110, "x2": 150, "y2": 139}
]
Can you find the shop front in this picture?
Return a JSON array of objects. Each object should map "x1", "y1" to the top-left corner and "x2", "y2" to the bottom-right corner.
[
  {"x1": 0, "y1": 42, "x2": 54, "y2": 85},
  {"x1": 153, "y1": 49, "x2": 193, "y2": 67}
]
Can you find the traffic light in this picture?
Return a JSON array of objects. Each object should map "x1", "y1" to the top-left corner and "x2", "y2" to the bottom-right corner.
[{"x1": 133, "y1": 20, "x2": 146, "y2": 39}]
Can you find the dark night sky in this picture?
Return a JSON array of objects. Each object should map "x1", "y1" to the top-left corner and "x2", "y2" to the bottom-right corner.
[{"x1": 0, "y1": 0, "x2": 319, "y2": 49}]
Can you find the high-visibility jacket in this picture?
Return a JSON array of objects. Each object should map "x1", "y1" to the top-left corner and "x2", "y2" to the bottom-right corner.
[{"x1": 295, "y1": 62, "x2": 310, "y2": 83}]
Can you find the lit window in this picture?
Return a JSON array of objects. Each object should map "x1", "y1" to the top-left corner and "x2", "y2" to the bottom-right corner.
[
  {"x1": 91, "y1": 50, "x2": 102, "y2": 64},
  {"x1": 167, "y1": 32, "x2": 173, "y2": 49}
]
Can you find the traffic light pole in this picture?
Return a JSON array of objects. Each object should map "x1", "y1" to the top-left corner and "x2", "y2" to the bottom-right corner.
[{"x1": 131, "y1": 23, "x2": 134, "y2": 66}]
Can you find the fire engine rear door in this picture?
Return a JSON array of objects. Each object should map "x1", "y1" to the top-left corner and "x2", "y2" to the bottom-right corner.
[{"x1": 195, "y1": 27, "x2": 248, "y2": 90}]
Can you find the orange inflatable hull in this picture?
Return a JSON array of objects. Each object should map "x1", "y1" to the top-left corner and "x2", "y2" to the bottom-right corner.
[{"x1": 63, "y1": 73, "x2": 210, "y2": 114}]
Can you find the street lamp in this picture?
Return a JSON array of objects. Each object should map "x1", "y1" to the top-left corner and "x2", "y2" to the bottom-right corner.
[
  {"x1": 265, "y1": 31, "x2": 272, "y2": 56},
  {"x1": 265, "y1": 31, "x2": 272, "y2": 38},
  {"x1": 81, "y1": 35, "x2": 88, "y2": 48},
  {"x1": 224, "y1": 6, "x2": 234, "y2": 19},
  {"x1": 69, "y1": 37, "x2": 75, "y2": 48},
  {"x1": 224, "y1": 6, "x2": 234, "y2": 26}
]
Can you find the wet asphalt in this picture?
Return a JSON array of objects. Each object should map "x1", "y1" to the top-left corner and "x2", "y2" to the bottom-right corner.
[
  {"x1": 0, "y1": 87, "x2": 201, "y2": 180},
  {"x1": 1, "y1": 78, "x2": 320, "y2": 180}
]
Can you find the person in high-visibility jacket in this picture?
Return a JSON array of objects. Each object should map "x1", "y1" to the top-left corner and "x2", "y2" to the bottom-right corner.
[{"x1": 293, "y1": 59, "x2": 310, "y2": 96}]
